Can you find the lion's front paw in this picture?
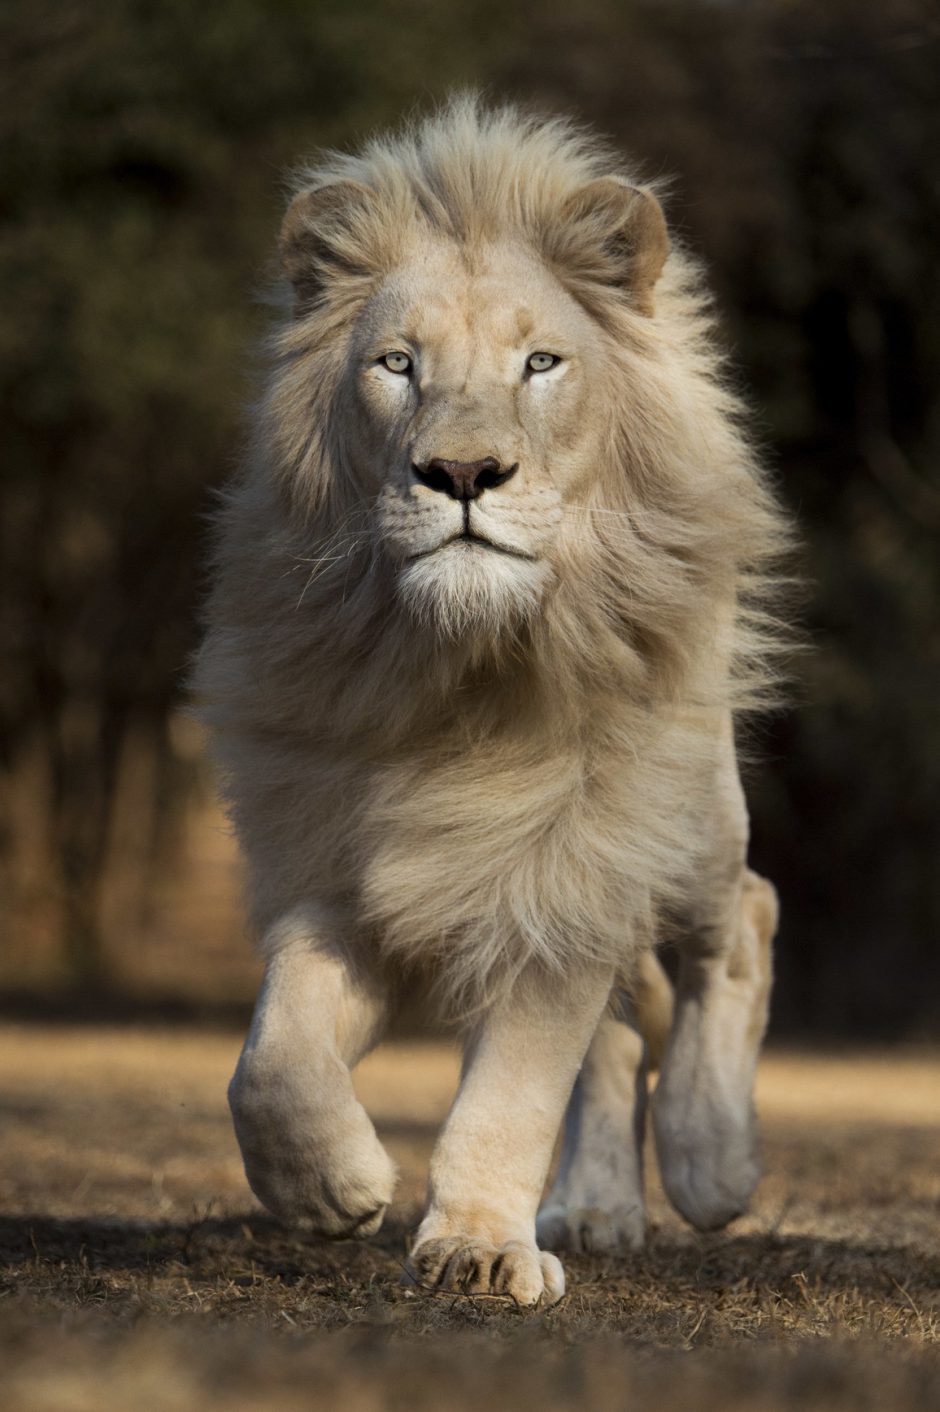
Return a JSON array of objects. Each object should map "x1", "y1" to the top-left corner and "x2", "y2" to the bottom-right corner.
[
  {"x1": 406, "y1": 1235, "x2": 565, "y2": 1307},
  {"x1": 229, "y1": 1063, "x2": 396, "y2": 1238},
  {"x1": 536, "y1": 1200, "x2": 646, "y2": 1255}
]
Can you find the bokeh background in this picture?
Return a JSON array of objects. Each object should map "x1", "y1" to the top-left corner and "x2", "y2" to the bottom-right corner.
[{"x1": 3, "y1": 0, "x2": 939, "y2": 1039}]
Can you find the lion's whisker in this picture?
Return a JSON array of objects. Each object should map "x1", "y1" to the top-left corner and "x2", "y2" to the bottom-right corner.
[
  {"x1": 295, "y1": 533, "x2": 370, "y2": 608},
  {"x1": 564, "y1": 504, "x2": 636, "y2": 519}
]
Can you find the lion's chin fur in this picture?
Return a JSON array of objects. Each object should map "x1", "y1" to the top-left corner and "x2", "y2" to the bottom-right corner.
[{"x1": 396, "y1": 541, "x2": 554, "y2": 641}]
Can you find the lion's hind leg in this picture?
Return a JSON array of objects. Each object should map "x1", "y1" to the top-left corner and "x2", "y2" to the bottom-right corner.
[
  {"x1": 652, "y1": 867, "x2": 778, "y2": 1231},
  {"x1": 628, "y1": 946, "x2": 675, "y2": 1073}
]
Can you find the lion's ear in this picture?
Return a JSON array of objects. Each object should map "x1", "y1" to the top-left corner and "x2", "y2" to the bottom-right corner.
[
  {"x1": 279, "y1": 180, "x2": 374, "y2": 306},
  {"x1": 562, "y1": 179, "x2": 669, "y2": 317}
]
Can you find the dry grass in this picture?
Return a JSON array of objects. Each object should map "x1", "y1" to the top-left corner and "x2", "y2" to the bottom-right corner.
[{"x1": 1, "y1": 1024, "x2": 938, "y2": 1410}]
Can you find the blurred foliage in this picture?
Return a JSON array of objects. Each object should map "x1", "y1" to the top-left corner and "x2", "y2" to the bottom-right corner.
[{"x1": 1, "y1": 0, "x2": 938, "y2": 1033}]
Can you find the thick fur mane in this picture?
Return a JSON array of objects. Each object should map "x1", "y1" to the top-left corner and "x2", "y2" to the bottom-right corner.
[{"x1": 196, "y1": 98, "x2": 789, "y2": 1016}]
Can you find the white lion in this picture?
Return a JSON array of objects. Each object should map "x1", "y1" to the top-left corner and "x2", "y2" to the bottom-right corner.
[{"x1": 194, "y1": 98, "x2": 787, "y2": 1306}]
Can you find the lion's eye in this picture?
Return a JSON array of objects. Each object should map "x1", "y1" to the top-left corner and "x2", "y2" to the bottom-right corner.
[
  {"x1": 526, "y1": 352, "x2": 560, "y2": 375},
  {"x1": 380, "y1": 351, "x2": 412, "y2": 375}
]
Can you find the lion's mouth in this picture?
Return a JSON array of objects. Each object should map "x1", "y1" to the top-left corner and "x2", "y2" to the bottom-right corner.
[{"x1": 408, "y1": 530, "x2": 536, "y2": 562}]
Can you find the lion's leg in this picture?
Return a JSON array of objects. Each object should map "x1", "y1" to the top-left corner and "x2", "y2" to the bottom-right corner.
[
  {"x1": 228, "y1": 907, "x2": 396, "y2": 1237},
  {"x1": 535, "y1": 948, "x2": 675, "y2": 1254},
  {"x1": 628, "y1": 947, "x2": 675, "y2": 1072},
  {"x1": 536, "y1": 998, "x2": 648, "y2": 1254},
  {"x1": 407, "y1": 961, "x2": 614, "y2": 1306},
  {"x1": 651, "y1": 734, "x2": 778, "y2": 1231}
]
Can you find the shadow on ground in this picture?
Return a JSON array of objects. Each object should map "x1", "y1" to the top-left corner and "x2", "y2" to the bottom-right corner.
[
  {"x1": 3, "y1": 1211, "x2": 937, "y2": 1316},
  {"x1": 3, "y1": 1211, "x2": 939, "y2": 1412}
]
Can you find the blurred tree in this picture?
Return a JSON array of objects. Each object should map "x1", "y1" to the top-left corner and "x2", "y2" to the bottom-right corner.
[
  {"x1": 506, "y1": 0, "x2": 940, "y2": 1036},
  {"x1": 1, "y1": 0, "x2": 937, "y2": 1032}
]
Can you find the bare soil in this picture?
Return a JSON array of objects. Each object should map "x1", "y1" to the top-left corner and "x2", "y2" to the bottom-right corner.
[{"x1": 1, "y1": 1024, "x2": 938, "y2": 1410}]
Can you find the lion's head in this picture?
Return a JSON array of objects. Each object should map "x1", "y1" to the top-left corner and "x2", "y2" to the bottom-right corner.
[
  {"x1": 263, "y1": 100, "x2": 680, "y2": 641},
  {"x1": 350, "y1": 237, "x2": 604, "y2": 637}
]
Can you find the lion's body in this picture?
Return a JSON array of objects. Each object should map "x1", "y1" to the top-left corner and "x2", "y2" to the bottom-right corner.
[{"x1": 196, "y1": 99, "x2": 789, "y2": 1305}]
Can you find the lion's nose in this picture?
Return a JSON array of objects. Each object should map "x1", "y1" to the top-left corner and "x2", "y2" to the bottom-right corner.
[{"x1": 412, "y1": 457, "x2": 518, "y2": 501}]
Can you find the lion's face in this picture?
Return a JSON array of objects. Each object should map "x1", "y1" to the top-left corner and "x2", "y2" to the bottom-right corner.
[{"x1": 348, "y1": 239, "x2": 609, "y2": 635}]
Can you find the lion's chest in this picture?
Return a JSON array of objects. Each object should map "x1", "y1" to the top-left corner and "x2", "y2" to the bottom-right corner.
[{"x1": 355, "y1": 735, "x2": 646, "y2": 982}]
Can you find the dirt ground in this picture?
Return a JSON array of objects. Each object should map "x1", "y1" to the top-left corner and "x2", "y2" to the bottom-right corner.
[{"x1": 1, "y1": 1024, "x2": 938, "y2": 1411}]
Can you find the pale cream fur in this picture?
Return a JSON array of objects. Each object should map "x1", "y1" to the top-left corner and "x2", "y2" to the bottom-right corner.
[{"x1": 194, "y1": 98, "x2": 789, "y2": 1305}]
